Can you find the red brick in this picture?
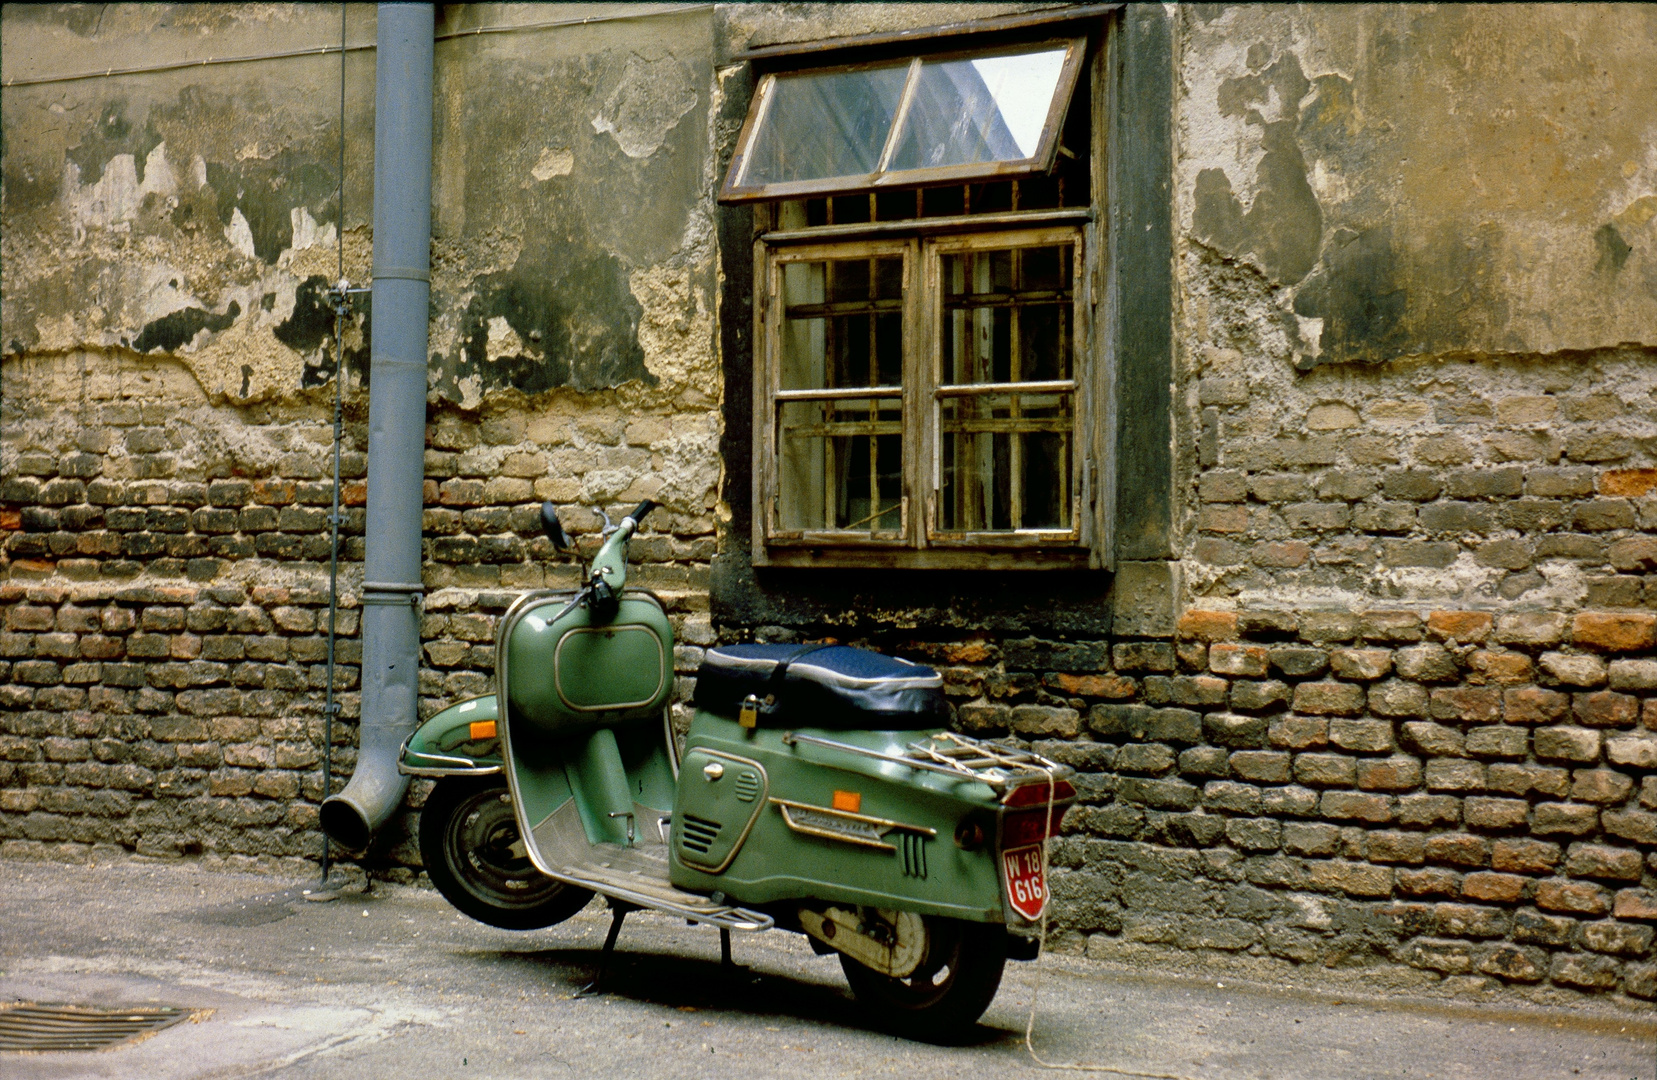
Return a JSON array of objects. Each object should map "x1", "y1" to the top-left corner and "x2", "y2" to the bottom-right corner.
[
  {"x1": 1320, "y1": 791, "x2": 1393, "y2": 823},
  {"x1": 1428, "y1": 611, "x2": 1493, "y2": 643},
  {"x1": 1269, "y1": 716, "x2": 1328, "y2": 750},
  {"x1": 1199, "y1": 505, "x2": 1250, "y2": 533},
  {"x1": 1535, "y1": 879, "x2": 1610, "y2": 916},
  {"x1": 1293, "y1": 681, "x2": 1366, "y2": 716},
  {"x1": 1571, "y1": 769, "x2": 1634, "y2": 804},
  {"x1": 1564, "y1": 843, "x2": 1644, "y2": 882},
  {"x1": 1397, "y1": 867, "x2": 1462, "y2": 898},
  {"x1": 1468, "y1": 650, "x2": 1533, "y2": 685},
  {"x1": 1426, "y1": 833, "x2": 1488, "y2": 867},
  {"x1": 1050, "y1": 673, "x2": 1137, "y2": 699},
  {"x1": 1503, "y1": 686, "x2": 1569, "y2": 724},
  {"x1": 251, "y1": 479, "x2": 295, "y2": 505},
  {"x1": 342, "y1": 480, "x2": 367, "y2": 506},
  {"x1": 1492, "y1": 839, "x2": 1561, "y2": 874},
  {"x1": 1573, "y1": 690, "x2": 1640, "y2": 728},
  {"x1": 1597, "y1": 468, "x2": 1657, "y2": 496},
  {"x1": 1613, "y1": 888, "x2": 1657, "y2": 921},
  {"x1": 1208, "y1": 643, "x2": 1269, "y2": 677},
  {"x1": 1253, "y1": 541, "x2": 1311, "y2": 568},
  {"x1": 1330, "y1": 648, "x2": 1392, "y2": 680},
  {"x1": 1306, "y1": 860, "x2": 1393, "y2": 898},
  {"x1": 1429, "y1": 687, "x2": 1501, "y2": 723},
  {"x1": 1178, "y1": 610, "x2": 1237, "y2": 642},
  {"x1": 1571, "y1": 612, "x2": 1657, "y2": 652},
  {"x1": 1357, "y1": 756, "x2": 1423, "y2": 792}
]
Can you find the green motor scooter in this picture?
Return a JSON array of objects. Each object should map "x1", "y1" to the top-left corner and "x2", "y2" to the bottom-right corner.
[{"x1": 400, "y1": 499, "x2": 1076, "y2": 1041}]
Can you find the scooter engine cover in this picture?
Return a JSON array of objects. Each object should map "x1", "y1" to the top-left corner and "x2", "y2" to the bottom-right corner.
[{"x1": 693, "y1": 644, "x2": 948, "y2": 730}]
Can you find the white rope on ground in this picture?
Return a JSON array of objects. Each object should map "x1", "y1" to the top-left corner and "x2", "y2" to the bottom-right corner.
[{"x1": 1022, "y1": 764, "x2": 1200, "y2": 1080}]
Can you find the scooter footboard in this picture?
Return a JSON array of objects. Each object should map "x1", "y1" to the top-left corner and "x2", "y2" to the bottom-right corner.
[{"x1": 668, "y1": 714, "x2": 1016, "y2": 923}]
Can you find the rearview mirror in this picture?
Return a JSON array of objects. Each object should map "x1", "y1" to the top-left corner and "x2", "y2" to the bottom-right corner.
[{"x1": 540, "y1": 502, "x2": 570, "y2": 552}]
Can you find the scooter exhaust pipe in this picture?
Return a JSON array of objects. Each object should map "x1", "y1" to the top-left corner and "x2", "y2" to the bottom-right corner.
[{"x1": 320, "y1": 1, "x2": 433, "y2": 852}]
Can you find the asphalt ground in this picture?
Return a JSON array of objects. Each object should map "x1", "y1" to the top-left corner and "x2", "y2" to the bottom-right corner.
[{"x1": 0, "y1": 856, "x2": 1651, "y2": 1080}]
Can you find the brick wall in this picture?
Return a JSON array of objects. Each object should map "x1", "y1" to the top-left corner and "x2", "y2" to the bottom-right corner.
[
  {"x1": 717, "y1": 609, "x2": 1657, "y2": 1001},
  {"x1": 0, "y1": 352, "x2": 717, "y2": 877}
]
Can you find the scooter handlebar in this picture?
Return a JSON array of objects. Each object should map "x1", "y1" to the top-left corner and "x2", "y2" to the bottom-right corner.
[{"x1": 627, "y1": 499, "x2": 657, "y2": 526}]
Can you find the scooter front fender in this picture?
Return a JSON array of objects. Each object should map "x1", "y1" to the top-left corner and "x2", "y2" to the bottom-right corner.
[{"x1": 398, "y1": 695, "x2": 503, "y2": 777}]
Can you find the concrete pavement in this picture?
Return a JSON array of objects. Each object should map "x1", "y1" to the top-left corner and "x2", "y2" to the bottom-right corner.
[{"x1": 0, "y1": 856, "x2": 1651, "y2": 1079}]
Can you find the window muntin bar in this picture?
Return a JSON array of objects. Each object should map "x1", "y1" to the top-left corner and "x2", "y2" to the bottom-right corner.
[
  {"x1": 930, "y1": 235, "x2": 1082, "y2": 542},
  {"x1": 777, "y1": 397, "x2": 905, "y2": 535}
]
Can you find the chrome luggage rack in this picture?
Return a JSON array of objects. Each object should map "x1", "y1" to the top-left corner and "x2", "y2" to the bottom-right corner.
[{"x1": 781, "y1": 730, "x2": 1072, "y2": 795}]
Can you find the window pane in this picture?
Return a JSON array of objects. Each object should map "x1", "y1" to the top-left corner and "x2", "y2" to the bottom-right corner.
[
  {"x1": 888, "y1": 47, "x2": 1069, "y2": 171},
  {"x1": 940, "y1": 245, "x2": 1074, "y2": 385},
  {"x1": 778, "y1": 398, "x2": 903, "y2": 533},
  {"x1": 780, "y1": 257, "x2": 904, "y2": 392},
  {"x1": 742, "y1": 64, "x2": 911, "y2": 187},
  {"x1": 938, "y1": 392, "x2": 1072, "y2": 532}
]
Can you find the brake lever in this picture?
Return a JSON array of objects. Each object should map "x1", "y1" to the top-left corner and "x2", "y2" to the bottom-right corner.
[{"x1": 594, "y1": 506, "x2": 616, "y2": 538}]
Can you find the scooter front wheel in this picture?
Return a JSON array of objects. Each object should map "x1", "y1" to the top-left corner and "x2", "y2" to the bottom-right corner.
[
  {"x1": 839, "y1": 915, "x2": 1008, "y2": 1044},
  {"x1": 419, "y1": 776, "x2": 594, "y2": 931}
]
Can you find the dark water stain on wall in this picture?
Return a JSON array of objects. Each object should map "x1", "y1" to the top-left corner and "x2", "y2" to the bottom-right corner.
[
  {"x1": 131, "y1": 301, "x2": 241, "y2": 354},
  {"x1": 1595, "y1": 223, "x2": 1632, "y2": 275},
  {"x1": 66, "y1": 100, "x2": 163, "y2": 186},
  {"x1": 1293, "y1": 227, "x2": 1405, "y2": 364},
  {"x1": 279, "y1": 275, "x2": 371, "y2": 389},
  {"x1": 432, "y1": 234, "x2": 649, "y2": 400},
  {"x1": 1192, "y1": 52, "x2": 1323, "y2": 285},
  {"x1": 201, "y1": 154, "x2": 338, "y2": 264}
]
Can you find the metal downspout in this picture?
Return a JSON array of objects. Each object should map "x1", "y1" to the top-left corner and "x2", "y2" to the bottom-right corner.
[{"x1": 320, "y1": 2, "x2": 433, "y2": 852}]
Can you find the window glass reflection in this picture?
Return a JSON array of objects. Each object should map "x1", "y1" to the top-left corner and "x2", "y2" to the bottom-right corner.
[
  {"x1": 888, "y1": 48, "x2": 1068, "y2": 171},
  {"x1": 742, "y1": 64, "x2": 909, "y2": 187}
]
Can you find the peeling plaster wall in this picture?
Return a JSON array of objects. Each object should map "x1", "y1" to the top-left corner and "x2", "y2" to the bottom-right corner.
[{"x1": 1180, "y1": 4, "x2": 1657, "y2": 369}]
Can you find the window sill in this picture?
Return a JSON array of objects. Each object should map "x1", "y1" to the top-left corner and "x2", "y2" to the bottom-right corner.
[{"x1": 755, "y1": 546, "x2": 1092, "y2": 571}]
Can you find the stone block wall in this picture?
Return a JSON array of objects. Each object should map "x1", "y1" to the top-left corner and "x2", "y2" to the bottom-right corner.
[{"x1": 0, "y1": 351, "x2": 718, "y2": 875}]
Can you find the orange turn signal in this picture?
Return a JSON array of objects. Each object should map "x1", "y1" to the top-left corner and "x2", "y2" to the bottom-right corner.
[
  {"x1": 832, "y1": 790, "x2": 861, "y2": 813},
  {"x1": 468, "y1": 720, "x2": 497, "y2": 740}
]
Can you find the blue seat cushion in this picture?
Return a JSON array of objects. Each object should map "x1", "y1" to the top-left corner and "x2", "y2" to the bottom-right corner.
[{"x1": 693, "y1": 644, "x2": 948, "y2": 730}]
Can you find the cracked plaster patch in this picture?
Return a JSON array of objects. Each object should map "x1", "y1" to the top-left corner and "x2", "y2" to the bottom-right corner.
[{"x1": 592, "y1": 56, "x2": 698, "y2": 159}]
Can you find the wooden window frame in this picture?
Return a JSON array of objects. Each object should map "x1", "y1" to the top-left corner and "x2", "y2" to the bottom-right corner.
[{"x1": 753, "y1": 223, "x2": 1098, "y2": 571}]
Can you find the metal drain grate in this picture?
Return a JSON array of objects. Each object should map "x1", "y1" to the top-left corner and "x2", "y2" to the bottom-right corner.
[{"x1": 0, "y1": 1002, "x2": 191, "y2": 1052}]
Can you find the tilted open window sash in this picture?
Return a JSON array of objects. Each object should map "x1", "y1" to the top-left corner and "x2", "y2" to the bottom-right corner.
[{"x1": 721, "y1": 38, "x2": 1087, "y2": 203}]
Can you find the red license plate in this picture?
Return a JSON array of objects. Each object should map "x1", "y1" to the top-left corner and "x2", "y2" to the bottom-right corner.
[{"x1": 1002, "y1": 845, "x2": 1048, "y2": 922}]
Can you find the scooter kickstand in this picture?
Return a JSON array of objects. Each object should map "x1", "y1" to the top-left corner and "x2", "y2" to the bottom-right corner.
[
  {"x1": 577, "y1": 901, "x2": 636, "y2": 998},
  {"x1": 719, "y1": 927, "x2": 757, "y2": 985}
]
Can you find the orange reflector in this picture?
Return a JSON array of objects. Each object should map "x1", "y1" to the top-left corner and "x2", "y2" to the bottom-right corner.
[
  {"x1": 468, "y1": 720, "x2": 497, "y2": 740},
  {"x1": 832, "y1": 790, "x2": 861, "y2": 813}
]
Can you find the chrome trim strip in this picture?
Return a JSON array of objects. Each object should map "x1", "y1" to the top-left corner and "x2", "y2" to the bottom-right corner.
[
  {"x1": 399, "y1": 763, "x2": 502, "y2": 778},
  {"x1": 782, "y1": 732, "x2": 1004, "y2": 790},
  {"x1": 769, "y1": 797, "x2": 937, "y2": 838}
]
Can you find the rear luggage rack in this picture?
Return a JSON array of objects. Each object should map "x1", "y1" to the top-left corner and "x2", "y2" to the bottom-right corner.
[{"x1": 782, "y1": 730, "x2": 1071, "y2": 794}]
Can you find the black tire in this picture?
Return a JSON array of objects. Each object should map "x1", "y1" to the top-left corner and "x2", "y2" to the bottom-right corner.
[
  {"x1": 419, "y1": 776, "x2": 593, "y2": 931},
  {"x1": 839, "y1": 915, "x2": 1008, "y2": 1044}
]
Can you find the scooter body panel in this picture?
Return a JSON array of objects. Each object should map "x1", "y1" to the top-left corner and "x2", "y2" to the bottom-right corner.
[{"x1": 669, "y1": 712, "x2": 1010, "y2": 923}]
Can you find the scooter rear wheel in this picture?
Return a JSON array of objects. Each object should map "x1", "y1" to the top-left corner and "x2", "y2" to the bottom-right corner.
[
  {"x1": 420, "y1": 776, "x2": 594, "y2": 931},
  {"x1": 839, "y1": 915, "x2": 1008, "y2": 1044}
]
